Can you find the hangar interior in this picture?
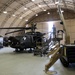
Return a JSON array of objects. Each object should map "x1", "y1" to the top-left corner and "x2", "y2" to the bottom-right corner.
[{"x1": 0, "y1": 0, "x2": 75, "y2": 75}]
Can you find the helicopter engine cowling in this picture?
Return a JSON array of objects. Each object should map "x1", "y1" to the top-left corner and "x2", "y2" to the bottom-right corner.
[
  {"x1": 8, "y1": 34, "x2": 36, "y2": 50},
  {"x1": 20, "y1": 35, "x2": 35, "y2": 49}
]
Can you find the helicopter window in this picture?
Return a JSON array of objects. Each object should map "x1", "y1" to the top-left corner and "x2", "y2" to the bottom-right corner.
[{"x1": 23, "y1": 37, "x2": 26, "y2": 40}]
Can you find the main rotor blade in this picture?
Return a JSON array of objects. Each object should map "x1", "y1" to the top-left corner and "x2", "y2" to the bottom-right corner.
[
  {"x1": 5, "y1": 29, "x2": 24, "y2": 35},
  {"x1": 0, "y1": 26, "x2": 36, "y2": 29}
]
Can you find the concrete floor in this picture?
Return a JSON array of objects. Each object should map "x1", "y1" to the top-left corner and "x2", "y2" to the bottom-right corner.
[{"x1": 0, "y1": 47, "x2": 75, "y2": 75}]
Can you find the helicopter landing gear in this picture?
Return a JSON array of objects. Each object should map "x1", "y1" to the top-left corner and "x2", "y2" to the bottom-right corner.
[
  {"x1": 14, "y1": 48, "x2": 24, "y2": 53},
  {"x1": 14, "y1": 48, "x2": 34, "y2": 53}
]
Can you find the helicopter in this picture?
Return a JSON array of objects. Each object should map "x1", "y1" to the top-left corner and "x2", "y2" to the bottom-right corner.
[{"x1": 2, "y1": 23, "x2": 47, "y2": 53}]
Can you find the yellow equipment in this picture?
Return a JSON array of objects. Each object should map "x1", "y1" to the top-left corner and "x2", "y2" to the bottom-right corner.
[{"x1": 44, "y1": 1, "x2": 75, "y2": 74}]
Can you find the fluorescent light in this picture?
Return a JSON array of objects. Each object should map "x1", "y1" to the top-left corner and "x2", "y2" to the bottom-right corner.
[
  {"x1": 20, "y1": 17, "x2": 23, "y2": 19},
  {"x1": 47, "y1": 12, "x2": 50, "y2": 14},
  {"x1": 43, "y1": 9, "x2": 46, "y2": 11},
  {"x1": 24, "y1": 7, "x2": 27, "y2": 10},
  {"x1": 25, "y1": 19, "x2": 28, "y2": 21},
  {"x1": 26, "y1": 24, "x2": 28, "y2": 27},
  {"x1": 38, "y1": 5, "x2": 42, "y2": 7},
  {"x1": 35, "y1": 14, "x2": 38, "y2": 16},
  {"x1": 3, "y1": 11, "x2": 7, "y2": 14},
  {"x1": 61, "y1": 10, "x2": 64, "y2": 13},
  {"x1": 55, "y1": 1, "x2": 59, "y2": 4},
  {"x1": 12, "y1": 14, "x2": 16, "y2": 17},
  {"x1": 32, "y1": 0, "x2": 35, "y2": 1}
]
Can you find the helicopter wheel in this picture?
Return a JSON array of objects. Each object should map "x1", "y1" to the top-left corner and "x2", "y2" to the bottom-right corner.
[
  {"x1": 40, "y1": 51, "x2": 42, "y2": 57},
  {"x1": 14, "y1": 48, "x2": 24, "y2": 53},
  {"x1": 14, "y1": 48, "x2": 20, "y2": 52},
  {"x1": 19, "y1": 48, "x2": 24, "y2": 52},
  {"x1": 28, "y1": 48, "x2": 33, "y2": 53},
  {"x1": 60, "y1": 57, "x2": 69, "y2": 67}
]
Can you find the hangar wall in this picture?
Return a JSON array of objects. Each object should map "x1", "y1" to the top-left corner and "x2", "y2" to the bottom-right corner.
[
  {"x1": 29, "y1": 9, "x2": 75, "y2": 23},
  {"x1": 36, "y1": 19, "x2": 75, "y2": 44},
  {"x1": 14, "y1": 18, "x2": 75, "y2": 44},
  {"x1": 1, "y1": 18, "x2": 75, "y2": 44},
  {"x1": 27, "y1": 9, "x2": 75, "y2": 43},
  {"x1": 66, "y1": 19, "x2": 75, "y2": 43},
  {"x1": 0, "y1": 9, "x2": 75, "y2": 41}
]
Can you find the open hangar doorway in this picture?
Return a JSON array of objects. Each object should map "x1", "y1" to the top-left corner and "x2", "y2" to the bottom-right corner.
[{"x1": 31, "y1": 19, "x2": 75, "y2": 44}]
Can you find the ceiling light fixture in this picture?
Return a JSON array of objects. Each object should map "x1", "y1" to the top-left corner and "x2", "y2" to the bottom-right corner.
[
  {"x1": 43, "y1": 9, "x2": 46, "y2": 11},
  {"x1": 55, "y1": 1, "x2": 59, "y2": 4},
  {"x1": 12, "y1": 14, "x2": 16, "y2": 17},
  {"x1": 25, "y1": 19, "x2": 28, "y2": 22},
  {"x1": 20, "y1": 17, "x2": 23, "y2": 19},
  {"x1": 61, "y1": 10, "x2": 64, "y2": 13},
  {"x1": 32, "y1": 0, "x2": 35, "y2": 1},
  {"x1": 24, "y1": 7, "x2": 27, "y2": 10},
  {"x1": 3, "y1": 11, "x2": 7, "y2": 14},
  {"x1": 35, "y1": 14, "x2": 38, "y2": 16},
  {"x1": 38, "y1": 4, "x2": 42, "y2": 7},
  {"x1": 26, "y1": 24, "x2": 28, "y2": 27},
  {"x1": 47, "y1": 12, "x2": 50, "y2": 14}
]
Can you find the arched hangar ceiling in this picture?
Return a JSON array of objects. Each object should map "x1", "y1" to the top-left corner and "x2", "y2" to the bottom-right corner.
[{"x1": 0, "y1": 0, "x2": 75, "y2": 35}]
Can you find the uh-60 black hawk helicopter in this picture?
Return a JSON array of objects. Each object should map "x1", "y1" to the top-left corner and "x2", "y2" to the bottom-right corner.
[{"x1": 1, "y1": 23, "x2": 46, "y2": 53}]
